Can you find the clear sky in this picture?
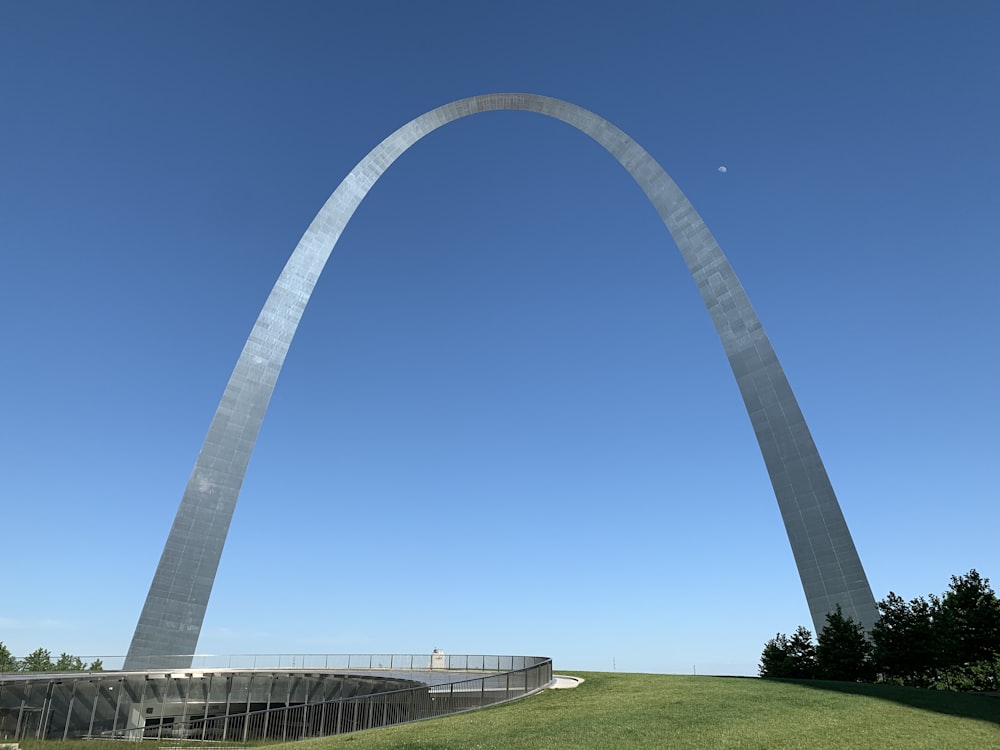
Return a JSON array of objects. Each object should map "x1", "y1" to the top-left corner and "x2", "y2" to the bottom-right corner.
[{"x1": 1, "y1": 1, "x2": 997, "y2": 676}]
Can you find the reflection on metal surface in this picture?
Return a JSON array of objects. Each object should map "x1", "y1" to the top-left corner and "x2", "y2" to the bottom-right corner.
[{"x1": 126, "y1": 94, "x2": 876, "y2": 669}]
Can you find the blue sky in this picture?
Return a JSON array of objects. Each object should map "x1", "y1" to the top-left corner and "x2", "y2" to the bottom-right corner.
[{"x1": 1, "y1": 1, "x2": 997, "y2": 675}]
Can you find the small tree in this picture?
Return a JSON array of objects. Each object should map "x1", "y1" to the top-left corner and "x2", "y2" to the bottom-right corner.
[
  {"x1": 759, "y1": 626, "x2": 816, "y2": 678},
  {"x1": 786, "y1": 626, "x2": 818, "y2": 678},
  {"x1": 816, "y1": 605, "x2": 873, "y2": 682},
  {"x1": 760, "y1": 632, "x2": 791, "y2": 677},
  {"x1": 53, "y1": 652, "x2": 87, "y2": 671},
  {"x1": 20, "y1": 647, "x2": 54, "y2": 672},
  {"x1": 0, "y1": 644, "x2": 102, "y2": 674},
  {"x1": 0, "y1": 642, "x2": 17, "y2": 672}
]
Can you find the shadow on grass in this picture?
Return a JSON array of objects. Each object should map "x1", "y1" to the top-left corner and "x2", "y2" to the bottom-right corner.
[{"x1": 775, "y1": 678, "x2": 1000, "y2": 726}]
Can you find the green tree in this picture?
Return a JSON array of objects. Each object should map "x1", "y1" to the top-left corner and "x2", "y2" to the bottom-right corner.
[
  {"x1": 939, "y1": 570, "x2": 1000, "y2": 663},
  {"x1": 786, "y1": 626, "x2": 818, "y2": 678},
  {"x1": 765, "y1": 569, "x2": 999, "y2": 691},
  {"x1": 20, "y1": 647, "x2": 54, "y2": 672},
  {"x1": 759, "y1": 632, "x2": 791, "y2": 677},
  {"x1": 53, "y1": 652, "x2": 87, "y2": 671},
  {"x1": 759, "y1": 626, "x2": 816, "y2": 678},
  {"x1": 872, "y1": 592, "x2": 939, "y2": 687},
  {"x1": 816, "y1": 605, "x2": 873, "y2": 682},
  {"x1": 0, "y1": 642, "x2": 17, "y2": 672},
  {"x1": 0, "y1": 643, "x2": 102, "y2": 674},
  {"x1": 937, "y1": 569, "x2": 1000, "y2": 690}
]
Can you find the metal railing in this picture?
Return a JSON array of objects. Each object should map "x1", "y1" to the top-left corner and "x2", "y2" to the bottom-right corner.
[
  {"x1": 0, "y1": 654, "x2": 553, "y2": 742},
  {"x1": 1, "y1": 652, "x2": 539, "y2": 674},
  {"x1": 140, "y1": 659, "x2": 552, "y2": 742}
]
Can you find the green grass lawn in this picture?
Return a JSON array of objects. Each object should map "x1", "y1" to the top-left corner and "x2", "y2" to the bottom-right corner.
[
  {"x1": 12, "y1": 672, "x2": 998, "y2": 750},
  {"x1": 282, "y1": 672, "x2": 999, "y2": 750}
]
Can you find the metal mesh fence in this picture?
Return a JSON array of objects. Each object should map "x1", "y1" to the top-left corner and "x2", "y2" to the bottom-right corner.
[{"x1": 0, "y1": 654, "x2": 553, "y2": 742}]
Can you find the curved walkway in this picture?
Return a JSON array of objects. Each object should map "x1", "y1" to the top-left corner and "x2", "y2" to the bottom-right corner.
[{"x1": 550, "y1": 675, "x2": 585, "y2": 689}]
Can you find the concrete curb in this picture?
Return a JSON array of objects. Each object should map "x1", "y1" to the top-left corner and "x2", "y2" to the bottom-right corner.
[{"x1": 549, "y1": 675, "x2": 584, "y2": 689}]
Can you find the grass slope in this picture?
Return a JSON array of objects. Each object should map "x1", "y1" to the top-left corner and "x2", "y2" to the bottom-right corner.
[{"x1": 286, "y1": 672, "x2": 999, "y2": 750}]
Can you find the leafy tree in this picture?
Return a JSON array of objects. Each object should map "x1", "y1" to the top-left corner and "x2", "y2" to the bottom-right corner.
[
  {"x1": 763, "y1": 568, "x2": 999, "y2": 691},
  {"x1": 20, "y1": 647, "x2": 54, "y2": 672},
  {"x1": 0, "y1": 644, "x2": 102, "y2": 673},
  {"x1": 53, "y1": 652, "x2": 87, "y2": 671},
  {"x1": 760, "y1": 632, "x2": 791, "y2": 677},
  {"x1": 938, "y1": 570, "x2": 1000, "y2": 664},
  {"x1": 816, "y1": 605, "x2": 873, "y2": 682},
  {"x1": 0, "y1": 642, "x2": 17, "y2": 672},
  {"x1": 937, "y1": 570, "x2": 1000, "y2": 690},
  {"x1": 872, "y1": 592, "x2": 939, "y2": 687},
  {"x1": 759, "y1": 626, "x2": 817, "y2": 678},
  {"x1": 786, "y1": 626, "x2": 818, "y2": 678}
]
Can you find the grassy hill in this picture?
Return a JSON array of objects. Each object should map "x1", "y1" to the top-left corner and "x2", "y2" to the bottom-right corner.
[
  {"x1": 12, "y1": 672, "x2": 995, "y2": 749},
  {"x1": 286, "y1": 671, "x2": 999, "y2": 750}
]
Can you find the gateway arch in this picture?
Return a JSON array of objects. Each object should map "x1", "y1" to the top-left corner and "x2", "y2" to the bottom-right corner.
[{"x1": 125, "y1": 94, "x2": 877, "y2": 670}]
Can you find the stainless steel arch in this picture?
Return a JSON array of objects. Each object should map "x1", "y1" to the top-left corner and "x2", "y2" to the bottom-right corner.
[{"x1": 125, "y1": 94, "x2": 877, "y2": 670}]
